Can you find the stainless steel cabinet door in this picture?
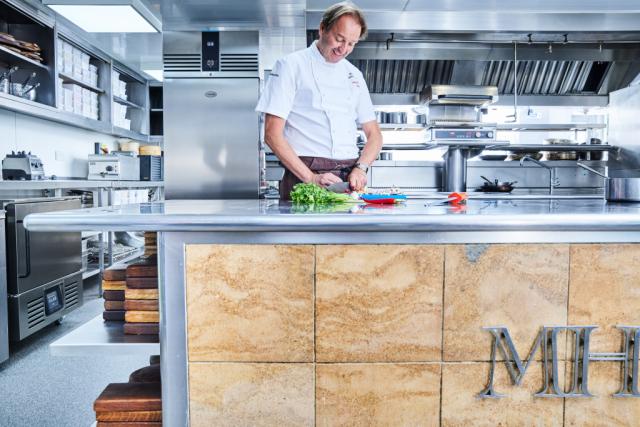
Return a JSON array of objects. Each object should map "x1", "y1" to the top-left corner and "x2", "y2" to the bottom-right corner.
[{"x1": 164, "y1": 78, "x2": 260, "y2": 199}]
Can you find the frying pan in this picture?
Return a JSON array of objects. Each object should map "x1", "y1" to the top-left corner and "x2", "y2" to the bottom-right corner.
[{"x1": 478, "y1": 176, "x2": 517, "y2": 193}]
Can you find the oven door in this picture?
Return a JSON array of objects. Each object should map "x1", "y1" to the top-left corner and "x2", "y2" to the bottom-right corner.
[{"x1": 6, "y1": 198, "x2": 82, "y2": 295}]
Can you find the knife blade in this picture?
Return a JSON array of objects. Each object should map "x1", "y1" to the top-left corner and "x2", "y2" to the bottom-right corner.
[{"x1": 326, "y1": 181, "x2": 351, "y2": 193}]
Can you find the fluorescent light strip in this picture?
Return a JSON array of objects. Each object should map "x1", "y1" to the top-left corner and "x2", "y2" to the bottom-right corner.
[{"x1": 49, "y1": 5, "x2": 157, "y2": 33}]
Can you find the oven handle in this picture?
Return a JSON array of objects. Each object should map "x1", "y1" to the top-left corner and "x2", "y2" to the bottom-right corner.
[{"x1": 18, "y1": 226, "x2": 31, "y2": 278}]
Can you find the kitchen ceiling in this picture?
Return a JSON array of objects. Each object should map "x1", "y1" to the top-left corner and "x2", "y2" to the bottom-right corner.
[{"x1": 41, "y1": 0, "x2": 640, "y2": 80}]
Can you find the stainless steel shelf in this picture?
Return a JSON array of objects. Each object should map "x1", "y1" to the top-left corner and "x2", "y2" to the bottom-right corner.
[
  {"x1": 0, "y1": 44, "x2": 48, "y2": 70},
  {"x1": 379, "y1": 123, "x2": 425, "y2": 130},
  {"x1": 112, "y1": 125, "x2": 149, "y2": 141},
  {"x1": 112, "y1": 248, "x2": 144, "y2": 264},
  {"x1": 485, "y1": 144, "x2": 617, "y2": 152},
  {"x1": 0, "y1": 179, "x2": 164, "y2": 190},
  {"x1": 82, "y1": 268, "x2": 100, "y2": 280},
  {"x1": 58, "y1": 72, "x2": 104, "y2": 93},
  {"x1": 496, "y1": 123, "x2": 607, "y2": 131},
  {"x1": 0, "y1": 92, "x2": 151, "y2": 141},
  {"x1": 113, "y1": 96, "x2": 142, "y2": 109},
  {"x1": 49, "y1": 314, "x2": 159, "y2": 357}
]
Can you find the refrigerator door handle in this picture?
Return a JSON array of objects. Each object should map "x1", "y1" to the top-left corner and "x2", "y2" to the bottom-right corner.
[{"x1": 17, "y1": 225, "x2": 31, "y2": 278}]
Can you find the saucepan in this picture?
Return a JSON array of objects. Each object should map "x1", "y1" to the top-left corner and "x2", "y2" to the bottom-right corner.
[{"x1": 577, "y1": 162, "x2": 640, "y2": 202}]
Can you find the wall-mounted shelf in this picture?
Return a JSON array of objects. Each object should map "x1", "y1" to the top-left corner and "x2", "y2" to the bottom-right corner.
[
  {"x1": 112, "y1": 125, "x2": 148, "y2": 141},
  {"x1": 0, "y1": 90, "x2": 154, "y2": 141},
  {"x1": 58, "y1": 72, "x2": 104, "y2": 93},
  {"x1": 0, "y1": 44, "x2": 48, "y2": 70},
  {"x1": 379, "y1": 123, "x2": 425, "y2": 130},
  {"x1": 485, "y1": 144, "x2": 617, "y2": 152},
  {"x1": 113, "y1": 95, "x2": 142, "y2": 109},
  {"x1": 497, "y1": 123, "x2": 607, "y2": 131},
  {"x1": 150, "y1": 108, "x2": 163, "y2": 112},
  {"x1": 82, "y1": 268, "x2": 100, "y2": 280}
]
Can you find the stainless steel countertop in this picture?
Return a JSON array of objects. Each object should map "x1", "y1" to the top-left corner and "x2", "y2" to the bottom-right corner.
[{"x1": 22, "y1": 198, "x2": 640, "y2": 233}]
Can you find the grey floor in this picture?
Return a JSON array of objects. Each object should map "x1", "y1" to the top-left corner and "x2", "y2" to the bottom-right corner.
[{"x1": 0, "y1": 277, "x2": 151, "y2": 427}]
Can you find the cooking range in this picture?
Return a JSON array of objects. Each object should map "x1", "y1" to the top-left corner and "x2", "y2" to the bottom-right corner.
[{"x1": 2, "y1": 197, "x2": 83, "y2": 340}]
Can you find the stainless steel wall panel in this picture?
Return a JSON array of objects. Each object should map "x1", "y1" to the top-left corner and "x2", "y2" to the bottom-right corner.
[{"x1": 609, "y1": 85, "x2": 640, "y2": 171}]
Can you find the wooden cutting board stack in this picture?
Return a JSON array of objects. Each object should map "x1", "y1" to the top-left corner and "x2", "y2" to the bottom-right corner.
[
  {"x1": 144, "y1": 232, "x2": 157, "y2": 257},
  {"x1": 0, "y1": 32, "x2": 43, "y2": 62},
  {"x1": 124, "y1": 256, "x2": 159, "y2": 336},
  {"x1": 102, "y1": 264, "x2": 127, "y2": 321},
  {"x1": 94, "y1": 355, "x2": 162, "y2": 426}
]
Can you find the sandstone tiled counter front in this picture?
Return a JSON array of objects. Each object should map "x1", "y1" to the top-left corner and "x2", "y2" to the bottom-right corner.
[{"x1": 185, "y1": 244, "x2": 640, "y2": 426}]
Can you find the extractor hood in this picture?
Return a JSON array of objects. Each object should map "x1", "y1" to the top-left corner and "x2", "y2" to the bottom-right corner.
[{"x1": 309, "y1": 31, "x2": 640, "y2": 106}]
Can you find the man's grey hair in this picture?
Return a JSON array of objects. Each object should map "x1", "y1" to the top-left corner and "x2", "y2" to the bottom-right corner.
[{"x1": 320, "y1": 2, "x2": 368, "y2": 40}]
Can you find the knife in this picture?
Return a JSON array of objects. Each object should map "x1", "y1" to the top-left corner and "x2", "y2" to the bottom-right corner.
[{"x1": 326, "y1": 181, "x2": 351, "y2": 193}]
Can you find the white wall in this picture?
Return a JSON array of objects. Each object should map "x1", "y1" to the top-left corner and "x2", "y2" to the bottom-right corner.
[{"x1": 0, "y1": 108, "x2": 119, "y2": 178}]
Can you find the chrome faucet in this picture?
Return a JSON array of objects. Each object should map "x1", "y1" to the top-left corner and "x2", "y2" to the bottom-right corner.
[{"x1": 519, "y1": 155, "x2": 559, "y2": 195}]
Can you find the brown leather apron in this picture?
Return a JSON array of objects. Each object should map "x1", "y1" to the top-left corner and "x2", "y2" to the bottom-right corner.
[{"x1": 280, "y1": 156, "x2": 357, "y2": 200}]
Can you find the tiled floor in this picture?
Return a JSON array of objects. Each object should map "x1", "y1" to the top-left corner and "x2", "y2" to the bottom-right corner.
[{"x1": 0, "y1": 277, "x2": 150, "y2": 427}]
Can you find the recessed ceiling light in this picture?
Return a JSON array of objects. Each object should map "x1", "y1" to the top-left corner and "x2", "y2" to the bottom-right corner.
[{"x1": 44, "y1": 0, "x2": 161, "y2": 33}]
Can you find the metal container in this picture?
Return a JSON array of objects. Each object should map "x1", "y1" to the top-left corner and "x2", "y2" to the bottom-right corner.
[
  {"x1": 577, "y1": 162, "x2": 640, "y2": 202},
  {"x1": 542, "y1": 138, "x2": 577, "y2": 161},
  {"x1": 588, "y1": 138, "x2": 603, "y2": 161},
  {"x1": 9, "y1": 83, "x2": 22, "y2": 97},
  {"x1": 414, "y1": 114, "x2": 427, "y2": 125},
  {"x1": 387, "y1": 112, "x2": 407, "y2": 124}
]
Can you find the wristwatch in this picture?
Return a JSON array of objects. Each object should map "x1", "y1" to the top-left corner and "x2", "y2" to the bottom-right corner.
[{"x1": 354, "y1": 162, "x2": 369, "y2": 173}]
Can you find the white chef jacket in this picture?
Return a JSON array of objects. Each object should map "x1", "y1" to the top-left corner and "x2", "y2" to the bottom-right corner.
[{"x1": 255, "y1": 41, "x2": 376, "y2": 160}]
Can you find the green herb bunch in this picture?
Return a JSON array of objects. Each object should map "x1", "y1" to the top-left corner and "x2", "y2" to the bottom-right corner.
[{"x1": 290, "y1": 183, "x2": 352, "y2": 205}]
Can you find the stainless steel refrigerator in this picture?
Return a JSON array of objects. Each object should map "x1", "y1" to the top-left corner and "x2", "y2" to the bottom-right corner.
[{"x1": 163, "y1": 31, "x2": 260, "y2": 199}]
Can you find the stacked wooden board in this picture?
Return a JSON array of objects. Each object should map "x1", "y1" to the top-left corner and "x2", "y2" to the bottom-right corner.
[
  {"x1": 125, "y1": 256, "x2": 159, "y2": 336},
  {"x1": 0, "y1": 32, "x2": 43, "y2": 62},
  {"x1": 102, "y1": 264, "x2": 127, "y2": 321},
  {"x1": 144, "y1": 232, "x2": 157, "y2": 257},
  {"x1": 94, "y1": 355, "x2": 162, "y2": 426}
]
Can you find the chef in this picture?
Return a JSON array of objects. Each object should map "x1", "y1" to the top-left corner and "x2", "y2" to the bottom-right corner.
[{"x1": 256, "y1": 1, "x2": 382, "y2": 200}]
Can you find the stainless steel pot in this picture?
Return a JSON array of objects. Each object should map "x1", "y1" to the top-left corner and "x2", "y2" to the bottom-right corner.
[
  {"x1": 577, "y1": 162, "x2": 640, "y2": 202},
  {"x1": 387, "y1": 112, "x2": 407, "y2": 124}
]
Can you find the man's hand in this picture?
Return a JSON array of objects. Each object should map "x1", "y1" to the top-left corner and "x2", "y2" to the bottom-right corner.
[
  {"x1": 348, "y1": 167, "x2": 367, "y2": 191},
  {"x1": 310, "y1": 172, "x2": 342, "y2": 187}
]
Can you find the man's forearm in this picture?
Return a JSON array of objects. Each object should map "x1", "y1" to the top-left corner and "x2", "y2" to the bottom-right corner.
[{"x1": 357, "y1": 129, "x2": 383, "y2": 166}]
